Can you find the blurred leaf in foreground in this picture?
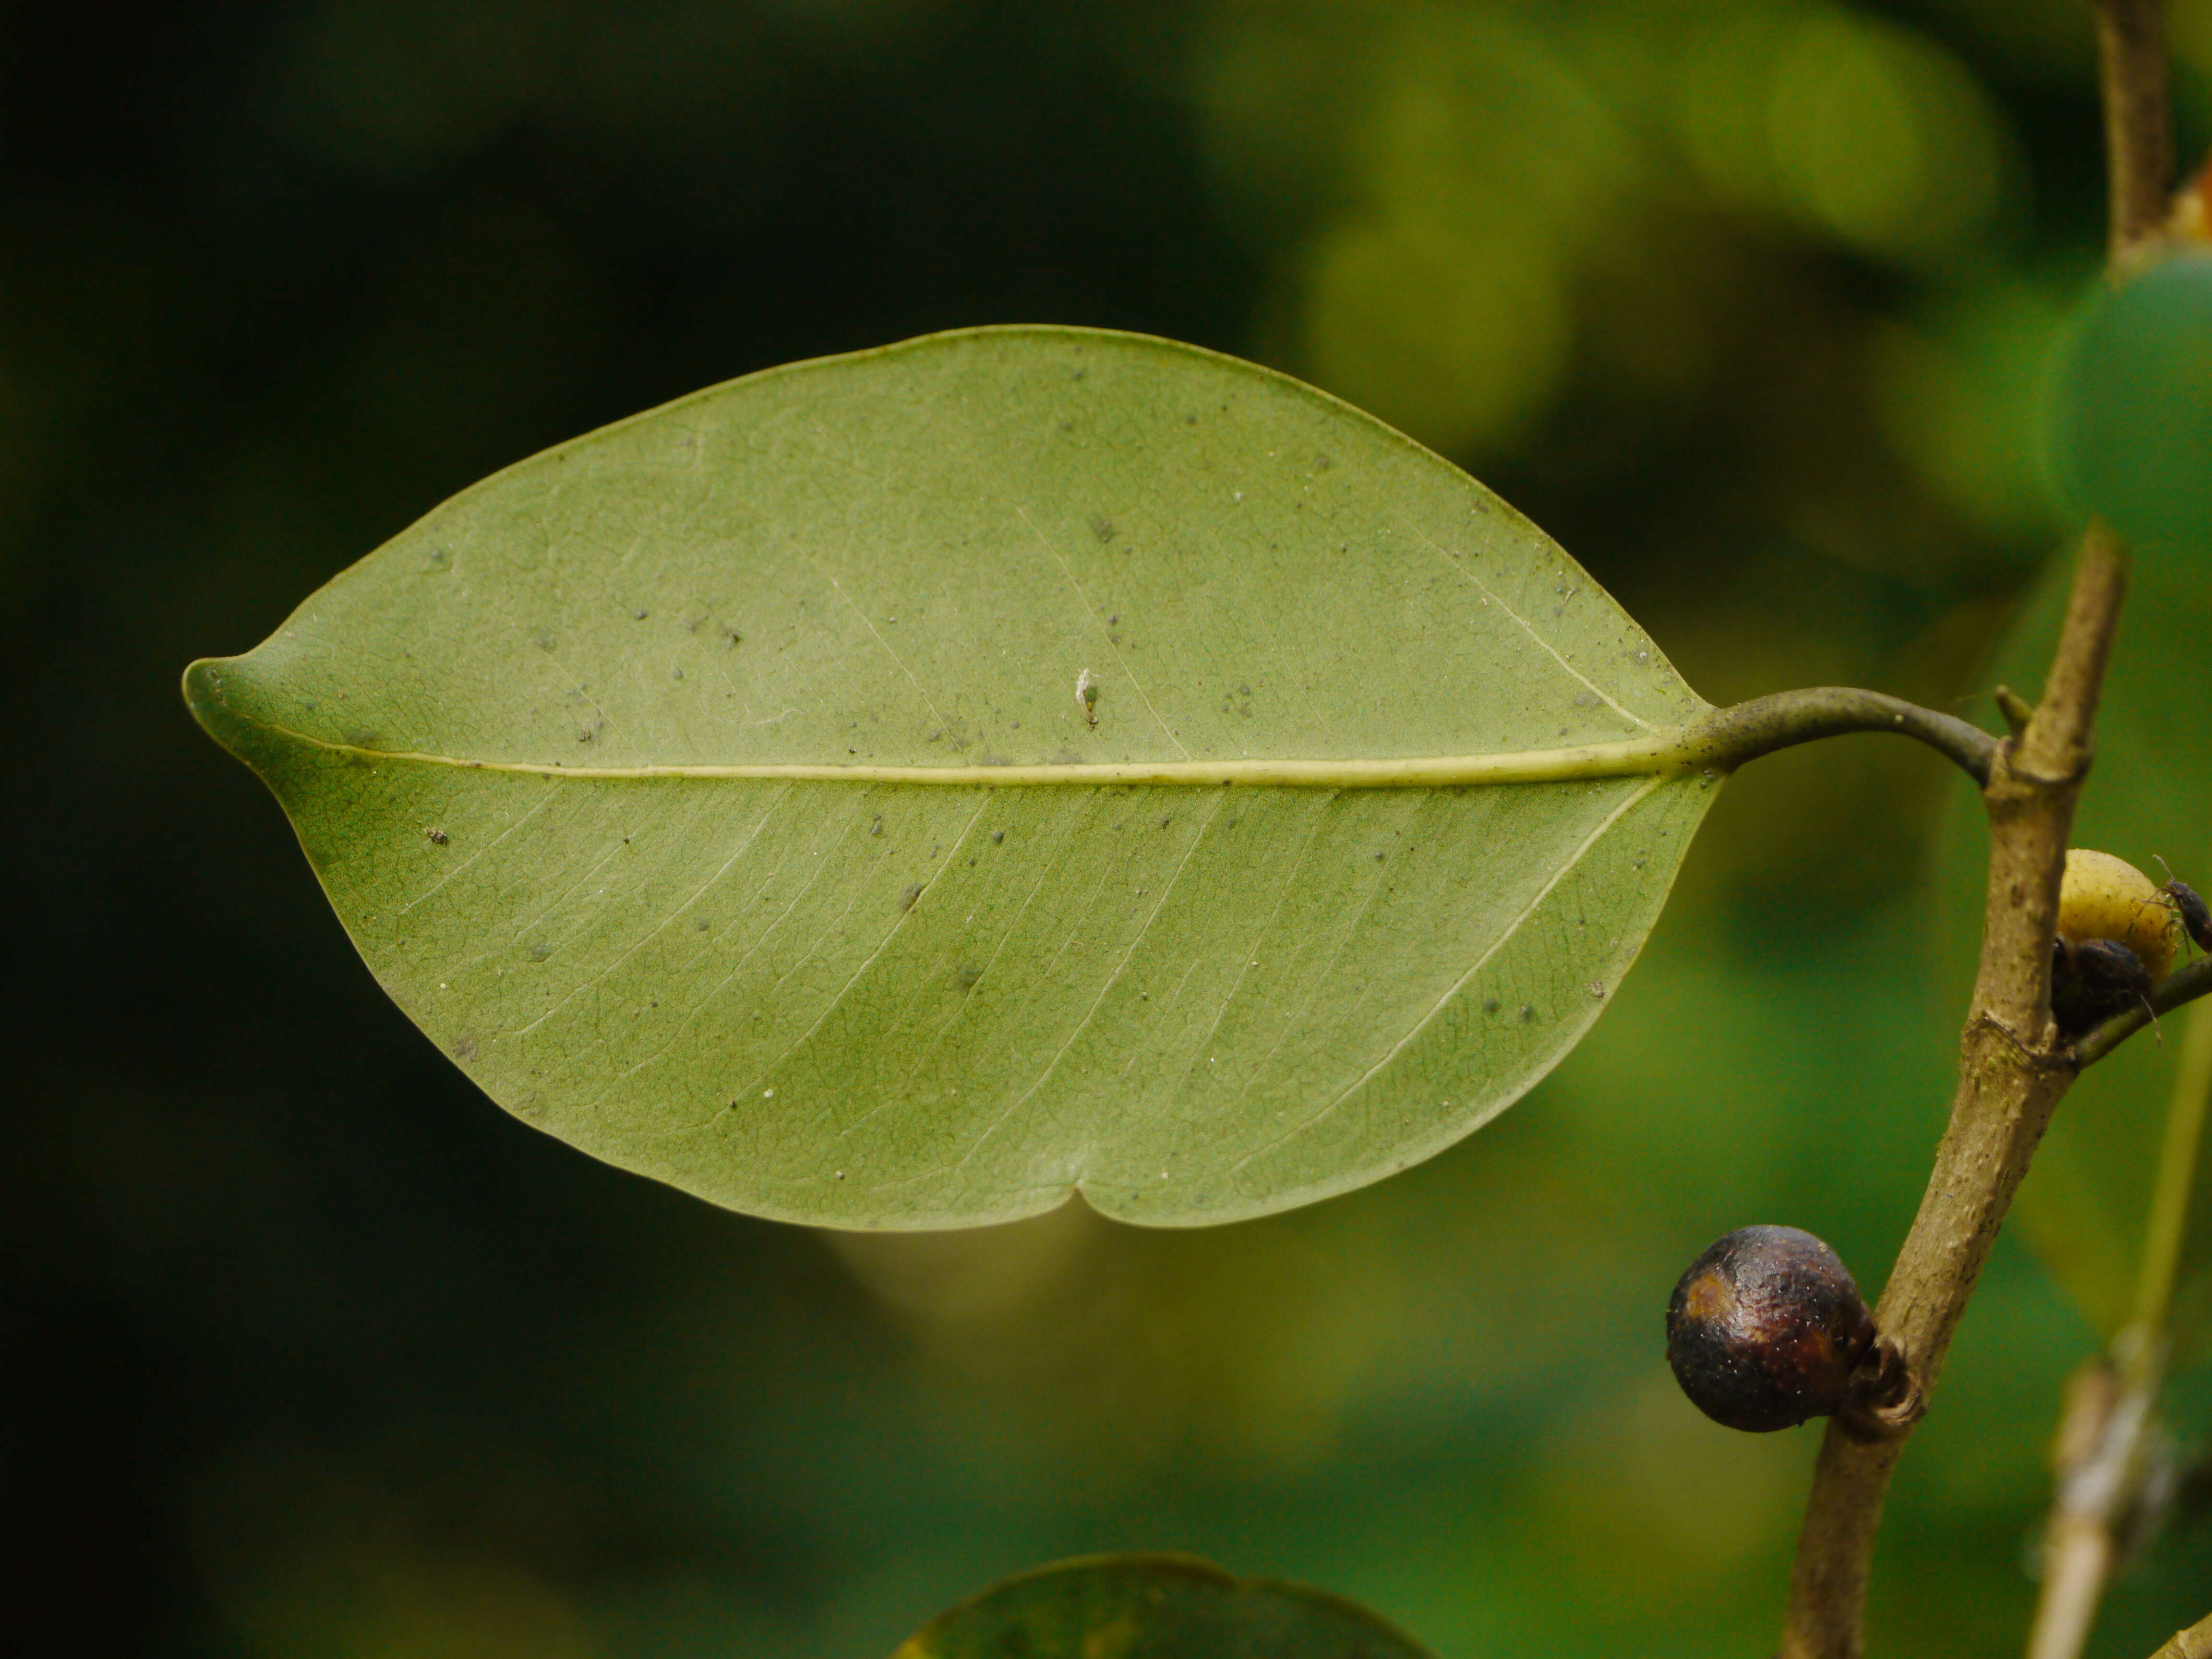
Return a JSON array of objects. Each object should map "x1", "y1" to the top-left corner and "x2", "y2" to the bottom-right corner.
[
  {"x1": 2047, "y1": 251, "x2": 2212, "y2": 565},
  {"x1": 893, "y1": 1553, "x2": 1435, "y2": 1659}
]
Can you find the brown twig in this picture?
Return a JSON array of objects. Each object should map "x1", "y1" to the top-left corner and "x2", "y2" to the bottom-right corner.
[
  {"x1": 2024, "y1": 1351, "x2": 2174, "y2": 1659},
  {"x1": 2029, "y1": 1361, "x2": 2130, "y2": 1659},
  {"x1": 2024, "y1": 996, "x2": 2212, "y2": 1659},
  {"x1": 1778, "y1": 528, "x2": 2129, "y2": 1659},
  {"x1": 2152, "y1": 1609, "x2": 2212, "y2": 1659},
  {"x1": 2096, "y1": 0, "x2": 2175, "y2": 260},
  {"x1": 1775, "y1": 5, "x2": 2172, "y2": 1645}
]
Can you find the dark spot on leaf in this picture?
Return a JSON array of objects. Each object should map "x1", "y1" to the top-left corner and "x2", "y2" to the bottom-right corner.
[
  {"x1": 529, "y1": 943, "x2": 551, "y2": 962},
  {"x1": 531, "y1": 628, "x2": 554, "y2": 650},
  {"x1": 1519, "y1": 1005, "x2": 1536, "y2": 1022},
  {"x1": 451, "y1": 1034, "x2": 478, "y2": 1061},
  {"x1": 694, "y1": 918, "x2": 709, "y2": 931},
  {"x1": 631, "y1": 607, "x2": 648, "y2": 620},
  {"x1": 955, "y1": 964, "x2": 983, "y2": 990},
  {"x1": 900, "y1": 883, "x2": 925, "y2": 911},
  {"x1": 1483, "y1": 997, "x2": 1500, "y2": 1013},
  {"x1": 425, "y1": 547, "x2": 452, "y2": 571},
  {"x1": 1313, "y1": 453, "x2": 1333, "y2": 469},
  {"x1": 991, "y1": 830, "x2": 1005, "y2": 843},
  {"x1": 1091, "y1": 516, "x2": 1116, "y2": 543},
  {"x1": 424, "y1": 827, "x2": 448, "y2": 845}
]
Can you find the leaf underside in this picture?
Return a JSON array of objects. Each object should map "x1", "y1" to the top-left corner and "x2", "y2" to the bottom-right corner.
[
  {"x1": 187, "y1": 326, "x2": 1714, "y2": 1229},
  {"x1": 892, "y1": 1553, "x2": 1436, "y2": 1659}
]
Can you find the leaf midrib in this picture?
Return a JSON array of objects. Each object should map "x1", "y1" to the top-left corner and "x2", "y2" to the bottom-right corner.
[{"x1": 203, "y1": 695, "x2": 1701, "y2": 787}]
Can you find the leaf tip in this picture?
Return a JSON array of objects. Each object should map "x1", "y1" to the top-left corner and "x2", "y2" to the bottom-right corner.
[
  {"x1": 181, "y1": 655, "x2": 257, "y2": 764},
  {"x1": 180, "y1": 655, "x2": 224, "y2": 721}
]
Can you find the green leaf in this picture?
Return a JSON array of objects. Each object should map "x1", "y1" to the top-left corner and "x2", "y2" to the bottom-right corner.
[
  {"x1": 1943, "y1": 550, "x2": 2212, "y2": 1356},
  {"x1": 185, "y1": 325, "x2": 1717, "y2": 1229},
  {"x1": 891, "y1": 1553, "x2": 1435, "y2": 1659},
  {"x1": 2046, "y1": 252, "x2": 2212, "y2": 564}
]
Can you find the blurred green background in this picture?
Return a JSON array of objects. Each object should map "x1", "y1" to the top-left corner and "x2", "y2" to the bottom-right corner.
[{"x1": 7, "y1": 0, "x2": 2212, "y2": 1653}]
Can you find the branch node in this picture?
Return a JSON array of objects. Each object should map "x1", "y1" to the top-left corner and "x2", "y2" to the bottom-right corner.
[
  {"x1": 1837, "y1": 1338, "x2": 1923, "y2": 1443},
  {"x1": 2006, "y1": 743, "x2": 2095, "y2": 792},
  {"x1": 1970, "y1": 1010, "x2": 2058, "y2": 1068}
]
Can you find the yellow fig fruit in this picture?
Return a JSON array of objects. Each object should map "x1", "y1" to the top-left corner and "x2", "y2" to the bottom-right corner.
[{"x1": 2057, "y1": 849, "x2": 2177, "y2": 980}]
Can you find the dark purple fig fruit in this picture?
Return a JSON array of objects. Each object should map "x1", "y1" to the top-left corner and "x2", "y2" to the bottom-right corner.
[{"x1": 1666, "y1": 1225, "x2": 1878, "y2": 1433}]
